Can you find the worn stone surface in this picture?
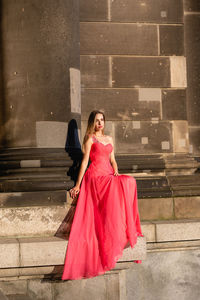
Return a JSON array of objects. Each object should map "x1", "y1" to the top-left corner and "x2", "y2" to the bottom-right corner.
[
  {"x1": 80, "y1": 23, "x2": 158, "y2": 55},
  {"x1": 53, "y1": 275, "x2": 107, "y2": 300},
  {"x1": 184, "y1": 0, "x2": 200, "y2": 12},
  {"x1": 80, "y1": 0, "x2": 108, "y2": 21},
  {"x1": 140, "y1": 222, "x2": 156, "y2": 242},
  {"x1": 155, "y1": 219, "x2": 200, "y2": 242},
  {"x1": 36, "y1": 121, "x2": 68, "y2": 148},
  {"x1": 27, "y1": 279, "x2": 52, "y2": 300},
  {"x1": 174, "y1": 196, "x2": 200, "y2": 219},
  {"x1": 81, "y1": 56, "x2": 110, "y2": 88},
  {"x1": 172, "y1": 121, "x2": 189, "y2": 153},
  {"x1": 0, "y1": 290, "x2": 8, "y2": 300},
  {"x1": 1, "y1": 248, "x2": 200, "y2": 299},
  {"x1": 0, "y1": 238, "x2": 19, "y2": 268},
  {"x1": 138, "y1": 198, "x2": 174, "y2": 221},
  {"x1": 111, "y1": 0, "x2": 183, "y2": 23},
  {"x1": 19, "y1": 237, "x2": 67, "y2": 267},
  {"x1": 162, "y1": 89, "x2": 187, "y2": 120},
  {"x1": 126, "y1": 249, "x2": 200, "y2": 300},
  {"x1": 0, "y1": 236, "x2": 145, "y2": 271},
  {"x1": 1, "y1": 0, "x2": 80, "y2": 148},
  {"x1": 184, "y1": 14, "x2": 200, "y2": 125},
  {"x1": 188, "y1": 127, "x2": 200, "y2": 154},
  {"x1": 0, "y1": 205, "x2": 69, "y2": 237},
  {"x1": 114, "y1": 121, "x2": 173, "y2": 153},
  {"x1": 170, "y1": 56, "x2": 187, "y2": 88},
  {"x1": 159, "y1": 25, "x2": 184, "y2": 56},
  {"x1": 81, "y1": 88, "x2": 161, "y2": 121},
  {"x1": 0, "y1": 191, "x2": 67, "y2": 208},
  {"x1": 0, "y1": 280, "x2": 27, "y2": 295},
  {"x1": 112, "y1": 57, "x2": 170, "y2": 88}
]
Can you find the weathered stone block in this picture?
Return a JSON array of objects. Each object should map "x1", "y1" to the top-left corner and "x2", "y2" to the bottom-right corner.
[
  {"x1": 170, "y1": 56, "x2": 187, "y2": 88},
  {"x1": 114, "y1": 121, "x2": 173, "y2": 153},
  {"x1": 0, "y1": 280, "x2": 27, "y2": 296},
  {"x1": 19, "y1": 237, "x2": 67, "y2": 267},
  {"x1": 139, "y1": 88, "x2": 161, "y2": 102},
  {"x1": 172, "y1": 121, "x2": 189, "y2": 153},
  {"x1": 80, "y1": 23, "x2": 158, "y2": 55},
  {"x1": 138, "y1": 198, "x2": 174, "y2": 220},
  {"x1": 112, "y1": 57, "x2": 170, "y2": 88},
  {"x1": 188, "y1": 127, "x2": 200, "y2": 154},
  {"x1": 184, "y1": 0, "x2": 200, "y2": 12},
  {"x1": 159, "y1": 25, "x2": 184, "y2": 56},
  {"x1": 111, "y1": 0, "x2": 183, "y2": 23},
  {"x1": 81, "y1": 89, "x2": 161, "y2": 121},
  {"x1": 141, "y1": 222, "x2": 156, "y2": 242},
  {"x1": 0, "y1": 238, "x2": 19, "y2": 268},
  {"x1": 81, "y1": 56, "x2": 110, "y2": 88},
  {"x1": 0, "y1": 191, "x2": 67, "y2": 208},
  {"x1": 162, "y1": 89, "x2": 187, "y2": 120},
  {"x1": 174, "y1": 196, "x2": 200, "y2": 219},
  {"x1": 155, "y1": 219, "x2": 200, "y2": 242},
  {"x1": 27, "y1": 280, "x2": 52, "y2": 300},
  {"x1": 54, "y1": 275, "x2": 107, "y2": 300},
  {"x1": 0, "y1": 205, "x2": 69, "y2": 237},
  {"x1": 36, "y1": 121, "x2": 68, "y2": 148},
  {"x1": 80, "y1": 0, "x2": 108, "y2": 21}
]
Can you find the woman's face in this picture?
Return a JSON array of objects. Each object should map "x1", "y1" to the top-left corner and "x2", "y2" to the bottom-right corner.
[{"x1": 94, "y1": 113, "x2": 105, "y2": 132}]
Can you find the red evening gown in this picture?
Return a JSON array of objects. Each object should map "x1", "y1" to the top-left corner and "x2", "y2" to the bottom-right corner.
[{"x1": 62, "y1": 134, "x2": 144, "y2": 280}]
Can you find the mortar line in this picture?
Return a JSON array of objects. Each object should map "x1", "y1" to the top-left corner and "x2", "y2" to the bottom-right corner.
[
  {"x1": 108, "y1": 56, "x2": 113, "y2": 88},
  {"x1": 107, "y1": 0, "x2": 111, "y2": 21},
  {"x1": 184, "y1": 11, "x2": 200, "y2": 15},
  {"x1": 80, "y1": 54, "x2": 172, "y2": 57},
  {"x1": 157, "y1": 25, "x2": 160, "y2": 56},
  {"x1": 80, "y1": 21, "x2": 183, "y2": 26}
]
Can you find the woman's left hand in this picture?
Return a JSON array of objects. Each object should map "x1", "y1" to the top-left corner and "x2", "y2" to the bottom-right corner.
[{"x1": 114, "y1": 170, "x2": 119, "y2": 176}]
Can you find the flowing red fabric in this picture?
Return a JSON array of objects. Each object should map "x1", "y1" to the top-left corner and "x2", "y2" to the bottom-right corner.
[{"x1": 62, "y1": 135, "x2": 144, "y2": 280}]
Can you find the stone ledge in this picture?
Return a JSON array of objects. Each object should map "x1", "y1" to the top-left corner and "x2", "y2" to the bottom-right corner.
[
  {"x1": 0, "y1": 236, "x2": 146, "y2": 273},
  {"x1": 141, "y1": 218, "x2": 200, "y2": 242}
]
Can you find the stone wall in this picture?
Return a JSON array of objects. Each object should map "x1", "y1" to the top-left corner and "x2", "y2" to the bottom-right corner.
[{"x1": 80, "y1": 0, "x2": 191, "y2": 154}]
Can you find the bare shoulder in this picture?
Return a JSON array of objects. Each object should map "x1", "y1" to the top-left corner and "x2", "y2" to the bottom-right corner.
[{"x1": 85, "y1": 133, "x2": 93, "y2": 144}]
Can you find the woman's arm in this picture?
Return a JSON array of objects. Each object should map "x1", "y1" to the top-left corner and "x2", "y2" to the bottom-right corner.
[
  {"x1": 109, "y1": 136, "x2": 119, "y2": 176},
  {"x1": 70, "y1": 136, "x2": 93, "y2": 198}
]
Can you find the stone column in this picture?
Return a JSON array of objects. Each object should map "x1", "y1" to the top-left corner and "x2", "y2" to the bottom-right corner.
[
  {"x1": 0, "y1": 0, "x2": 80, "y2": 193},
  {"x1": 0, "y1": 0, "x2": 80, "y2": 149},
  {"x1": 184, "y1": 0, "x2": 200, "y2": 155}
]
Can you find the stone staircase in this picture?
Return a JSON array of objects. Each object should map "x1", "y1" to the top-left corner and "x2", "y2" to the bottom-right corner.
[{"x1": 1, "y1": 148, "x2": 200, "y2": 299}]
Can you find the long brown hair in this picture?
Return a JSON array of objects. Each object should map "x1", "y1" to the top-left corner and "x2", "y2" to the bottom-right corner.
[{"x1": 82, "y1": 110, "x2": 105, "y2": 153}]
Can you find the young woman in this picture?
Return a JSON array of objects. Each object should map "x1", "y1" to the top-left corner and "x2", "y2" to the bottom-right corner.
[{"x1": 62, "y1": 110, "x2": 144, "y2": 280}]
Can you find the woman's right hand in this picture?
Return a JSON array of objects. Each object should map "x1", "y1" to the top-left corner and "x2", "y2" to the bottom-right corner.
[{"x1": 69, "y1": 185, "x2": 80, "y2": 199}]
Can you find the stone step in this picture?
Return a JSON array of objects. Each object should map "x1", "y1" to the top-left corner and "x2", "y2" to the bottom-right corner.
[
  {"x1": 139, "y1": 195, "x2": 200, "y2": 220},
  {"x1": 0, "y1": 160, "x2": 73, "y2": 170},
  {"x1": 0, "y1": 190, "x2": 68, "y2": 207},
  {"x1": 0, "y1": 191, "x2": 200, "y2": 237},
  {"x1": 1, "y1": 193, "x2": 200, "y2": 240},
  {"x1": 0, "y1": 147, "x2": 72, "y2": 159},
  {"x1": 0, "y1": 179, "x2": 74, "y2": 192},
  {"x1": 0, "y1": 171, "x2": 71, "y2": 180},
  {"x1": 0, "y1": 235, "x2": 146, "y2": 278},
  {"x1": 141, "y1": 218, "x2": 200, "y2": 243}
]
